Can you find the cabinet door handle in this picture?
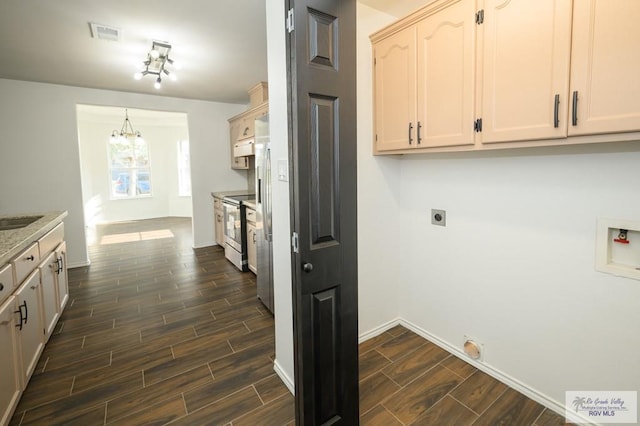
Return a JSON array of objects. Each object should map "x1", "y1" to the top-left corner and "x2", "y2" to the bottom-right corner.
[
  {"x1": 0, "y1": 283, "x2": 3, "y2": 291},
  {"x1": 417, "y1": 121, "x2": 422, "y2": 144},
  {"x1": 23, "y1": 300, "x2": 28, "y2": 324},
  {"x1": 553, "y1": 94, "x2": 560, "y2": 128},
  {"x1": 57, "y1": 257, "x2": 64, "y2": 274},
  {"x1": 571, "y1": 91, "x2": 578, "y2": 126},
  {"x1": 26, "y1": 255, "x2": 35, "y2": 261},
  {"x1": 14, "y1": 301, "x2": 26, "y2": 330},
  {"x1": 408, "y1": 122, "x2": 414, "y2": 145},
  {"x1": 253, "y1": 232, "x2": 257, "y2": 243}
]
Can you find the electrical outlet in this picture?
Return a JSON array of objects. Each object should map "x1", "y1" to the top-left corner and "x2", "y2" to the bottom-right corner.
[{"x1": 431, "y1": 209, "x2": 446, "y2": 226}]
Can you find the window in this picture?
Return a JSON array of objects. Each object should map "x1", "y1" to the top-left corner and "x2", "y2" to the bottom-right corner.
[
  {"x1": 109, "y1": 137, "x2": 152, "y2": 199},
  {"x1": 177, "y1": 140, "x2": 191, "y2": 196}
]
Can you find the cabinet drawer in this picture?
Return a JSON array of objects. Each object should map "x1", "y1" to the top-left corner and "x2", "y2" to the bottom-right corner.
[
  {"x1": 245, "y1": 208, "x2": 257, "y2": 224},
  {"x1": 234, "y1": 139, "x2": 255, "y2": 157},
  {"x1": 38, "y1": 222, "x2": 64, "y2": 257},
  {"x1": 0, "y1": 263, "x2": 13, "y2": 306},
  {"x1": 12, "y1": 243, "x2": 40, "y2": 285}
]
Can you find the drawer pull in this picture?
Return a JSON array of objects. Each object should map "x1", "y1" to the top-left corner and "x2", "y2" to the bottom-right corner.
[
  {"x1": 0, "y1": 283, "x2": 3, "y2": 291},
  {"x1": 553, "y1": 94, "x2": 560, "y2": 128},
  {"x1": 26, "y1": 255, "x2": 35, "y2": 261},
  {"x1": 14, "y1": 301, "x2": 27, "y2": 330}
]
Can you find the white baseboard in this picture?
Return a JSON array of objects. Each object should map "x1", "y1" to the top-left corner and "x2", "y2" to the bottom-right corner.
[
  {"x1": 358, "y1": 317, "x2": 401, "y2": 343},
  {"x1": 358, "y1": 318, "x2": 596, "y2": 425},
  {"x1": 192, "y1": 241, "x2": 217, "y2": 249},
  {"x1": 67, "y1": 260, "x2": 91, "y2": 269},
  {"x1": 274, "y1": 358, "x2": 295, "y2": 396}
]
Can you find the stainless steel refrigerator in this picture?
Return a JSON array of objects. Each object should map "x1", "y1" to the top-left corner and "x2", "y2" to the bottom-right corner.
[{"x1": 255, "y1": 115, "x2": 274, "y2": 313}]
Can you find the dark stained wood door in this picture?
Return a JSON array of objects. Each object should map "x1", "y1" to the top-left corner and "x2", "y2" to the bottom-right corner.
[{"x1": 285, "y1": 0, "x2": 359, "y2": 424}]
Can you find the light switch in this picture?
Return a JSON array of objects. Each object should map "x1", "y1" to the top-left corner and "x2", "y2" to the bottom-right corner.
[{"x1": 278, "y1": 159, "x2": 288, "y2": 182}]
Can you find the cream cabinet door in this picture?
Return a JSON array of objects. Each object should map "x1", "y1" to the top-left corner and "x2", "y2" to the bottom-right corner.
[
  {"x1": 373, "y1": 26, "x2": 417, "y2": 152},
  {"x1": 54, "y1": 242, "x2": 69, "y2": 313},
  {"x1": 15, "y1": 270, "x2": 44, "y2": 385},
  {"x1": 0, "y1": 296, "x2": 21, "y2": 426},
  {"x1": 247, "y1": 222, "x2": 257, "y2": 275},
  {"x1": 416, "y1": 0, "x2": 476, "y2": 148},
  {"x1": 481, "y1": 0, "x2": 572, "y2": 144},
  {"x1": 39, "y1": 252, "x2": 59, "y2": 341},
  {"x1": 569, "y1": 0, "x2": 640, "y2": 136}
]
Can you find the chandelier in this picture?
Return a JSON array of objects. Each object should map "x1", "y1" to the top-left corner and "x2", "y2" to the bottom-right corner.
[
  {"x1": 110, "y1": 109, "x2": 143, "y2": 144},
  {"x1": 134, "y1": 41, "x2": 177, "y2": 89}
]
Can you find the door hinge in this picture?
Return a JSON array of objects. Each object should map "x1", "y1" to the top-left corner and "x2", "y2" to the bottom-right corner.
[
  {"x1": 292, "y1": 232, "x2": 299, "y2": 253},
  {"x1": 474, "y1": 118, "x2": 483, "y2": 132},
  {"x1": 475, "y1": 9, "x2": 484, "y2": 24},
  {"x1": 375, "y1": 134, "x2": 378, "y2": 141},
  {"x1": 287, "y1": 8, "x2": 294, "y2": 33},
  {"x1": 374, "y1": 57, "x2": 377, "y2": 65}
]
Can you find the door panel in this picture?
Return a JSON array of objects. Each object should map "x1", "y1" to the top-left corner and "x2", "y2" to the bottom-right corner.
[
  {"x1": 481, "y1": 0, "x2": 572, "y2": 143},
  {"x1": 287, "y1": 0, "x2": 359, "y2": 423},
  {"x1": 373, "y1": 27, "x2": 417, "y2": 152},
  {"x1": 416, "y1": 0, "x2": 475, "y2": 147},
  {"x1": 569, "y1": 0, "x2": 640, "y2": 135}
]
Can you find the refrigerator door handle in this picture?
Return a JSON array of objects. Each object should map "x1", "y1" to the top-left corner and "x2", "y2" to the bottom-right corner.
[{"x1": 263, "y1": 146, "x2": 272, "y2": 241}]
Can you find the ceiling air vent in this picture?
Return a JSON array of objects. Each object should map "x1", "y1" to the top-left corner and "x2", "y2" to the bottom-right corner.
[{"x1": 89, "y1": 22, "x2": 121, "y2": 42}]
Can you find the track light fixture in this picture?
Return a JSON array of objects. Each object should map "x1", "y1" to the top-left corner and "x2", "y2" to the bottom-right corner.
[{"x1": 134, "y1": 41, "x2": 177, "y2": 89}]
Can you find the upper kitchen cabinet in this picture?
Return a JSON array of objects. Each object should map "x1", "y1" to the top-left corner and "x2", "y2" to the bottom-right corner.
[
  {"x1": 372, "y1": 0, "x2": 475, "y2": 152},
  {"x1": 228, "y1": 82, "x2": 269, "y2": 170},
  {"x1": 481, "y1": 0, "x2": 572, "y2": 144},
  {"x1": 569, "y1": 0, "x2": 640, "y2": 136},
  {"x1": 373, "y1": 26, "x2": 417, "y2": 152},
  {"x1": 416, "y1": 0, "x2": 475, "y2": 148}
]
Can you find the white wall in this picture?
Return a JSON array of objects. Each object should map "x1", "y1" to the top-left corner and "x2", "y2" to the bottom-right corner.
[
  {"x1": 0, "y1": 78, "x2": 247, "y2": 266},
  {"x1": 358, "y1": 1, "x2": 640, "y2": 416},
  {"x1": 77, "y1": 106, "x2": 191, "y2": 225},
  {"x1": 266, "y1": 0, "x2": 295, "y2": 392},
  {"x1": 357, "y1": 3, "x2": 404, "y2": 337}
]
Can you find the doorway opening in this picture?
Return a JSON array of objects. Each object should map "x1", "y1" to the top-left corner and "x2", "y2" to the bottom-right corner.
[{"x1": 76, "y1": 105, "x2": 192, "y2": 257}]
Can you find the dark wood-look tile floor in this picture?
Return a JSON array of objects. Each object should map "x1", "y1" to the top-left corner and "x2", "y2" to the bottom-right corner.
[
  {"x1": 10, "y1": 217, "x2": 292, "y2": 425},
  {"x1": 10, "y1": 217, "x2": 572, "y2": 425},
  {"x1": 359, "y1": 325, "x2": 573, "y2": 425}
]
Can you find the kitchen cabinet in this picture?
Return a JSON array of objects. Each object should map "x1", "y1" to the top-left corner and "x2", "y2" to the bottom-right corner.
[
  {"x1": 54, "y1": 242, "x2": 69, "y2": 312},
  {"x1": 0, "y1": 296, "x2": 21, "y2": 426},
  {"x1": 569, "y1": 0, "x2": 640, "y2": 136},
  {"x1": 228, "y1": 82, "x2": 269, "y2": 170},
  {"x1": 245, "y1": 207, "x2": 257, "y2": 274},
  {"x1": 373, "y1": 26, "x2": 416, "y2": 152},
  {"x1": 214, "y1": 196, "x2": 225, "y2": 247},
  {"x1": 39, "y1": 251, "x2": 59, "y2": 340},
  {"x1": 373, "y1": 0, "x2": 476, "y2": 151},
  {"x1": 15, "y1": 270, "x2": 44, "y2": 386},
  {"x1": 0, "y1": 212, "x2": 67, "y2": 414},
  {"x1": 481, "y1": 0, "x2": 572, "y2": 144},
  {"x1": 0, "y1": 263, "x2": 13, "y2": 306},
  {"x1": 370, "y1": 0, "x2": 640, "y2": 155}
]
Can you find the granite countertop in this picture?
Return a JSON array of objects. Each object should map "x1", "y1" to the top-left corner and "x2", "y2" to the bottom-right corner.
[
  {"x1": 0, "y1": 211, "x2": 68, "y2": 265},
  {"x1": 211, "y1": 190, "x2": 254, "y2": 199},
  {"x1": 242, "y1": 199, "x2": 257, "y2": 210}
]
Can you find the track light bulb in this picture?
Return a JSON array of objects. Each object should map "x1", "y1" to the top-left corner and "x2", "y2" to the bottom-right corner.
[
  {"x1": 133, "y1": 72, "x2": 143, "y2": 80},
  {"x1": 154, "y1": 77, "x2": 162, "y2": 89},
  {"x1": 150, "y1": 49, "x2": 160, "y2": 60}
]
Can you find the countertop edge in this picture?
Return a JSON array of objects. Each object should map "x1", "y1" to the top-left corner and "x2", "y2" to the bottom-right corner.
[
  {"x1": 0, "y1": 211, "x2": 68, "y2": 265},
  {"x1": 211, "y1": 190, "x2": 254, "y2": 199}
]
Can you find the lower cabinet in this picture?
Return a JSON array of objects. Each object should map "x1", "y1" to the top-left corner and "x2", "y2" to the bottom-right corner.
[
  {"x1": 54, "y1": 242, "x2": 69, "y2": 312},
  {"x1": 214, "y1": 197, "x2": 225, "y2": 247},
  {"x1": 247, "y1": 222, "x2": 257, "y2": 274},
  {"x1": 245, "y1": 207, "x2": 257, "y2": 274},
  {"x1": 39, "y1": 252, "x2": 59, "y2": 341},
  {"x1": 0, "y1": 296, "x2": 21, "y2": 426},
  {"x1": 15, "y1": 270, "x2": 45, "y2": 386}
]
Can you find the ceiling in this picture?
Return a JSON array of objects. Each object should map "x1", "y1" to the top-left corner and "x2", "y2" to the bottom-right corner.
[{"x1": 0, "y1": 1, "x2": 268, "y2": 104}]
